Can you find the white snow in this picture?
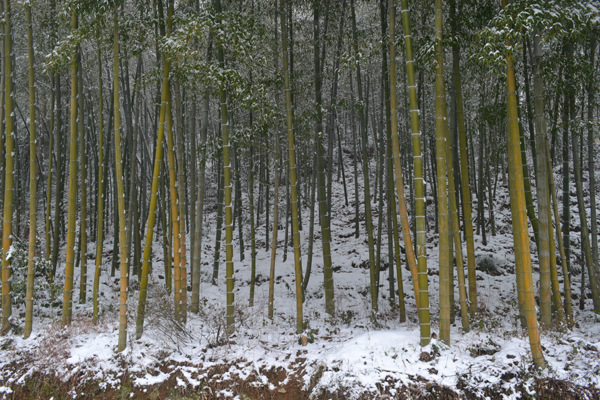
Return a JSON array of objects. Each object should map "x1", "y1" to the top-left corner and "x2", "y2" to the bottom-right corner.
[{"x1": 0, "y1": 146, "x2": 599, "y2": 399}]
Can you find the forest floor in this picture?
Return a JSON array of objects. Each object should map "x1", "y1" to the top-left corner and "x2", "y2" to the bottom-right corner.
[{"x1": 1, "y1": 162, "x2": 600, "y2": 399}]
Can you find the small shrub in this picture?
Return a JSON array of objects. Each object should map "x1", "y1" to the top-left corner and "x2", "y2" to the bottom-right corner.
[{"x1": 1, "y1": 239, "x2": 59, "y2": 315}]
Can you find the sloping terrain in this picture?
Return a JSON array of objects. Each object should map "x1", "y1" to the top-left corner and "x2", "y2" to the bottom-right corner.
[{"x1": 1, "y1": 163, "x2": 599, "y2": 400}]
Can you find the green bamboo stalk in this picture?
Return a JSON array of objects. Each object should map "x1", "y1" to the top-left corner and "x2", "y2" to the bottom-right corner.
[
  {"x1": 268, "y1": 147, "x2": 280, "y2": 320},
  {"x1": 61, "y1": 9, "x2": 79, "y2": 326},
  {"x1": 532, "y1": 29, "x2": 556, "y2": 328},
  {"x1": 571, "y1": 102, "x2": 600, "y2": 313},
  {"x1": 135, "y1": 28, "x2": 171, "y2": 337},
  {"x1": 174, "y1": 84, "x2": 188, "y2": 322},
  {"x1": 312, "y1": 1, "x2": 335, "y2": 316},
  {"x1": 350, "y1": 0, "x2": 377, "y2": 314},
  {"x1": 24, "y1": 1, "x2": 37, "y2": 338},
  {"x1": 113, "y1": 4, "x2": 129, "y2": 352},
  {"x1": 280, "y1": 0, "x2": 303, "y2": 333},
  {"x1": 78, "y1": 51, "x2": 87, "y2": 305},
  {"x1": 546, "y1": 141, "x2": 573, "y2": 326},
  {"x1": 92, "y1": 35, "x2": 105, "y2": 325},
  {"x1": 213, "y1": 0, "x2": 235, "y2": 333},
  {"x1": 451, "y1": 19, "x2": 477, "y2": 316},
  {"x1": 434, "y1": 0, "x2": 451, "y2": 346},
  {"x1": 249, "y1": 144, "x2": 257, "y2": 307},
  {"x1": 399, "y1": 0, "x2": 429, "y2": 342},
  {"x1": 45, "y1": 78, "x2": 54, "y2": 262}
]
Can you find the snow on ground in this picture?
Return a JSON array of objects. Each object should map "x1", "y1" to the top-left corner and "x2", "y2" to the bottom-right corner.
[{"x1": 1, "y1": 156, "x2": 600, "y2": 399}]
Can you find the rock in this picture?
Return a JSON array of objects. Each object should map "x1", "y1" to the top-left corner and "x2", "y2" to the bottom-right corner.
[{"x1": 301, "y1": 334, "x2": 308, "y2": 346}]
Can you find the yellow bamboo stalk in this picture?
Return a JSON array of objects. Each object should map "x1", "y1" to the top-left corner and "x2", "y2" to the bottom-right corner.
[
  {"x1": 113, "y1": 5, "x2": 129, "y2": 352},
  {"x1": 434, "y1": 0, "x2": 451, "y2": 346},
  {"x1": 280, "y1": 0, "x2": 303, "y2": 334},
  {"x1": 398, "y1": 0, "x2": 430, "y2": 343},
  {"x1": 503, "y1": 0, "x2": 544, "y2": 368},
  {"x1": 136, "y1": 46, "x2": 170, "y2": 339}
]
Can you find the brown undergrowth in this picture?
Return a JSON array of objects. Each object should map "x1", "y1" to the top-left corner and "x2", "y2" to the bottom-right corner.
[{"x1": 3, "y1": 360, "x2": 599, "y2": 400}]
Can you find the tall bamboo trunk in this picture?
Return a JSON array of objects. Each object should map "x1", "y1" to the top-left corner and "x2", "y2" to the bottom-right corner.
[
  {"x1": 174, "y1": 83, "x2": 188, "y2": 322},
  {"x1": 434, "y1": 0, "x2": 451, "y2": 346},
  {"x1": 212, "y1": 0, "x2": 235, "y2": 334},
  {"x1": 45, "y1": 78, "x2": 55, "y2": 262},
  {"x1": 562, "y1": 46, "x2": 572, "y2": 280},
  {"x1": 191, "y1": 80, "x2": 210, "y2": 313},
  {"x1": 51, "y1": 73, "x2": 65, "y2": 280},
  {"x1": 61, "y1": 10, "x2": 79, "y2": 326},
  {"x1": 92, "y1": 36, "x2": 105, "y2": 325},
  {"x1": 281, "y1": 0, "x2": 304, "y2": 334},
  {"x1": 312, "y1": 1, "x2": 334, "y2": 316},
  {"x1": 234, "y1": 148, "x2": 244, "y2": 263},
  {"x1": 398, "y1": 0, "x2": 430, "y2": 345},
  {"x1": 0, "y1": 13, "x2": 3, "y2": 263},
  {"x1": 78, "y1": 53, "x2": 87, "y2": 304},
  {"x1": 587, "y1": 37, "x2": 599, "y2": 300},
  {"x1": 532, "y1": 29, "x2": 557, "y2": 328},
  {"x1": 166, "y1": 93, "x2": 184, "y2": 321},
  {"x1": 546, "y1": 141, "x2": 573, "y2": 326},
  {"x1": 268, "y1": 144, "x2": 280, "y2": 320},
  {"x1": 24, "y1": 1, "x2": 37, "y2": 338},
  {"x1": 450, "y1": 2, "x2": 477, "y2": 315},
  {"x1": 350, "y1": 0, "x2": 377, "y2": 315},
  {"x1": 302, "y1": 158, "x2": 317, "y2": 298},
  {"x1": 113, "y1": 4, "x2": 129, "y2": 352},
  {"x1": 571, "y1": 97, "x2": 600, "y2": 313},
  {"x1": 445, "y1": 107, "x2": 470, "y2": 333},
  {"x1": 502, "y1": 0, "x2": 544, "y2": 368},
  {"x1": 248, "y1": 143, "x2": 257, "y2": 306},
  {"x1": 136, "y1": 30, "x2": 172, "y2": 338}
]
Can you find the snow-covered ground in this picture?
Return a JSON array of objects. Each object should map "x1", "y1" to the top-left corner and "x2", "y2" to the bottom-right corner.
[{"x1": 1, "y1": 157, "x2": 600, "y2": 399}]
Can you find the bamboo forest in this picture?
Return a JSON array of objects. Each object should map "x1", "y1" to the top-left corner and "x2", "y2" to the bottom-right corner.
[{"x1": 0, "y1": 0, "x2": 599, "y2": 398}]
